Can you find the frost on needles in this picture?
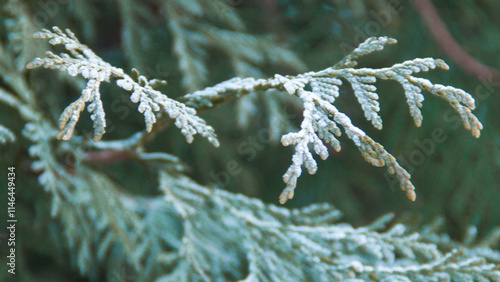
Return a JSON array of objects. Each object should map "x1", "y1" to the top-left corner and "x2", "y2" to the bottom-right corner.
[
  {"x1": 28, "y1": 27, "x2": 483, "y2": 204},
  {"x1": 27, "y1": 27, "x2": 219, "y2": 146}
]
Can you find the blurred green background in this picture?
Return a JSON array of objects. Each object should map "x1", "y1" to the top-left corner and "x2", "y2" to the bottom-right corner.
[{"x1": 0, "y1": 0, "x2": 499, "y2": 280}]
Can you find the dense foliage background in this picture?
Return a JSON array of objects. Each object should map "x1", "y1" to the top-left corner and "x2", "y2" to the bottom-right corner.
[{"x1": 0, "y1": 0, "x2": 499, "y2": 280}]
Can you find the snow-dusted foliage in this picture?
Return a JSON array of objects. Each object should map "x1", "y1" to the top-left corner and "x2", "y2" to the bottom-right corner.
[
  {"x1": 0, "y1": 124, "x2": 15, "y2": 144},
  {"x1": 27, "y1": 27, "x2": 219, "y2": 146},
  {"x1": 182, "y1": 37, "x2": 482, "y2": 203}
]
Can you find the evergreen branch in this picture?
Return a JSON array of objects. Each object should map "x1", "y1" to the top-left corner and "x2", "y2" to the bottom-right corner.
[
  {"x1": 159, "y1": 171, "x2": 500, "y2": 281},
  {"x1": 411, "y1": 0, "x2": 499, "y2": 81},
  {"x1": 162, "y1": 0, "x2": 305, "y2": 134},
  {"x1": 0, "y1": 124, "x2": 15, "y2": 144},
  {"x1": 165, "y1": 3, "x2": 208, "y2": 92},
  {"x1": 180, "y1": 37, "x2": 482, "y2": 203},
  {"x1": 23, "y1": 121, "x2": 180, "y2": 280}
]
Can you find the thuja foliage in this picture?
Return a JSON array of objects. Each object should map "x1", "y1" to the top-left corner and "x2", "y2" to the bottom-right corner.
[
  {"x1": 1, "y1": 0, "x2": 499, "y2": 281},
  {"x1": 28, "y1": 27, "x2": 482, "y2": 204}
]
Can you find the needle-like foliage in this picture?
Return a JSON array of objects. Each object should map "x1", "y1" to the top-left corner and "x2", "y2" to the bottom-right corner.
[{"x1": 182, "y1": 36, "x2": 482, "y2": 203}]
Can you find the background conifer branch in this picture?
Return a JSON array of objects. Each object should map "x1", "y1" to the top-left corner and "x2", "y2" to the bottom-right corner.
[
  {"x1": 160, "y1": 0, "x2": 305, "y2": 142},
  {"x1": 411, "y1": 0, "x2": 499, "y2": 81}
]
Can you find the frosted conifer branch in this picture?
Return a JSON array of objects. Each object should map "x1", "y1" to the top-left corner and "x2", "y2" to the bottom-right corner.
[
  {"x1": 182, "y1": 36, "x2": 482, "y2": 204},
  {"x1": 334, "y1": 36, "x2": 398, "y2": 69},
  {"x1": 159, "y1": 172, "x2": 500, "y2": 281},
  {"x1": 27, "y1": 27, "x2": 219, "y2": 146}
]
